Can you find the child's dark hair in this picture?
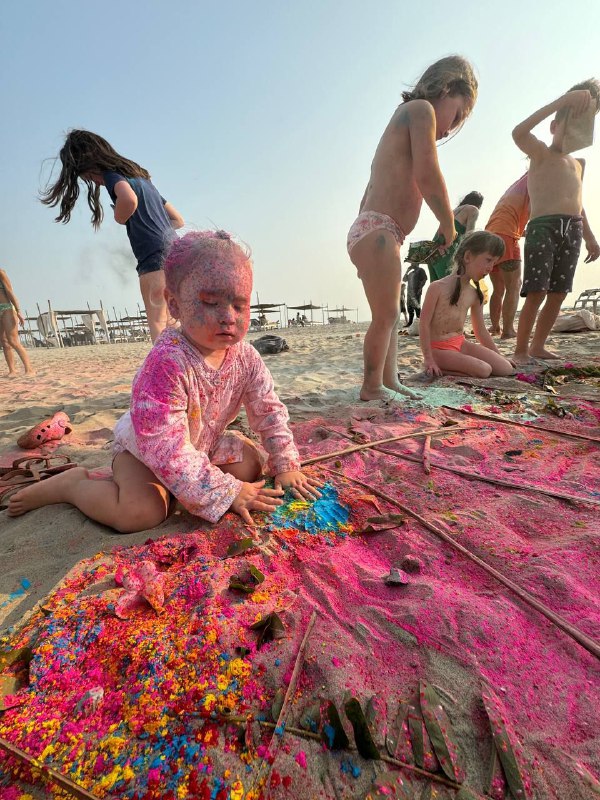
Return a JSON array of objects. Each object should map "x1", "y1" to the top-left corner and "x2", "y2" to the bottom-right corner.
[
  {"x1": 402, "y1": 56, "x2": 478, "y2": 120},
  {"x1": 41, "y1": 130, "x2": 150, "y2": 229},
  {"x1": 450, "y1": 231, "x2": 504, "y2": 306},
  {"x1": 556, "y1": 78, "x2": 600, "y2": 122},
  {"x1": 459, "y1": 190, "x2": 483, "y2": 208}
]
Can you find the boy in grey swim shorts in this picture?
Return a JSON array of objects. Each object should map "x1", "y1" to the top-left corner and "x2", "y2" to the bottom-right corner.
[{"x1": 512, "y1": 80, "x2": 600, "y2": 364}]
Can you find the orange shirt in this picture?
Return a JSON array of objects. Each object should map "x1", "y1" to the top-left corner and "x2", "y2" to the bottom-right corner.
[{"x1": 485, "y1": 173, "x2": 530, "y2": 239}]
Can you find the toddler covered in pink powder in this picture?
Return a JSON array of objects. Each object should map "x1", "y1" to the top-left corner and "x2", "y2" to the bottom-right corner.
[{"x1": 8, "y1": 231, "x2": 321, "y2": 530}]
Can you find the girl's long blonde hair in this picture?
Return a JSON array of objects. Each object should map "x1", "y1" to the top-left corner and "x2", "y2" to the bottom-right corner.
[{"x1": 402, "y1": 55, "x2": 478, "y2": 120}]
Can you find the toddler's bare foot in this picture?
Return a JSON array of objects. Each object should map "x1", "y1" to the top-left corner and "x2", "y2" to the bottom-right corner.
[
  {"x1": 7, "y1": 467, "x2": 88, "y2": 517},
  {"x1": 529, "y1": 347, "x2": 560, "y2": 360},
  {"x1": 500, "y1": 329, "x2": 517, "y2": 339},
  {"x1": 488, "y1": 326, "x2": 501, "y2": 336},
  {"x1": 512, "y1": 351, "x2": 537, "y2": 366},
  {"x1": 25, "y1": 369, "x2": 36, "y2": 376},
  {"x1": 8, "y1": 371, "x2": 17, "y2": 379}
]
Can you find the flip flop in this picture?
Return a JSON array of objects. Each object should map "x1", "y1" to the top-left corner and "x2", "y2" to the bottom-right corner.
[
  {"x1": 0, "y1": 455, "x2": 77, "y2": 510},
  {"x1": 17, "y1": 412, "x2": 72, "y2": 450}
]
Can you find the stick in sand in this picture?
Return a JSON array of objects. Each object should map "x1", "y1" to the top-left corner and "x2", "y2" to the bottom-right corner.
[
  {"x1": 328, "y1": 427, "x2": 600, "y2": 507},
  {"x1": 217, "y1": 715, "x2": 461, "y2": 789},
  {"x1": 300, "y1": 424, "x2": 471, "y2": 467},
  {"x1": 322, "y1": 467, "x2": 600, "y2": 662},
  {"x1": 422, "y1": 435, "x2": 431, "y2": 475},
  {"x1": 251, "y1": 609, "x2": 317, "y2": 798},
  {"x1": 0, "y1": 737, "x2": 101, "y2": 800},
  {"x1": 443, "y1": 405, "x2": 600, "y2": 444}
]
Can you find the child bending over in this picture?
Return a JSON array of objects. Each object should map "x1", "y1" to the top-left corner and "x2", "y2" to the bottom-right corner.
[
  {"x1": 419, "y1": 231, "x2": 514, "y2": 378},
  {"x1": 41, "y1": 130, "x2": 184, "y2": 342},
  {"x1": 8, "y1": 231, "x2": 321, "y2": 531},
  {"x1": 347, "y1": 56, "x2": 478, "y2": 401},
  {"x1": 512, "y1": 81, "x2": 600, "y2": 364}
]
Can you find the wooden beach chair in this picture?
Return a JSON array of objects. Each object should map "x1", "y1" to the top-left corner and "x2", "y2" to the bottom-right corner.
[{"x1": 573, "y1": 288, "x2": 600, "y2": 314}]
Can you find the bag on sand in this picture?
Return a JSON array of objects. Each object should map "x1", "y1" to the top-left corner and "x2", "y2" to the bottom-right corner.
[
  {"x1": 552, "y1": 310, "x2": 599, "y2": 333},
  {"x1": 252, "y1": 334, "x2": 290, "y2": 355},
  {"x1": 405, "y1": 318, "x2": 420, "y2": 337}
]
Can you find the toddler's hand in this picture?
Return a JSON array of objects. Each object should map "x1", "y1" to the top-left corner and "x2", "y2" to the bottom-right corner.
[
  {"x1": 275, "y1": 471, "x2": 323, "y2": 501},
  {"x1": 424, "y1": 359, "x2": 442, "y2": 378},
  {"x1": 562, "y1": 90, "x2": 592, "y2": 116},
  {"x1": 231, "y1": 480, "x2": 284, "y2": 525}
]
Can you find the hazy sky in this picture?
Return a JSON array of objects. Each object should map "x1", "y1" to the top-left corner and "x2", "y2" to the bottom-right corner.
[{"x1": 2, "y1": 0, "x2": 600, "y2": 322}]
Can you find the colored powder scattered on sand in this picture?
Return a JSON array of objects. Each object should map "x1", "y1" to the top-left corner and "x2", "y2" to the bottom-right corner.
[
  {"x1": 1, "y1": 400, "x2": 599, "y2": 799},
  {"x1": 268, "y1": 483, "x2": 350, "y2": 534},
  {"x1": 407, "y1": 386, "x2": 471, "y2": 409}
]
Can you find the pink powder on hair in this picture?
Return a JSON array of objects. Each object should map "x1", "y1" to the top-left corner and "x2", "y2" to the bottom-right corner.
[{"x1": 163, "y1": 230, "x2": 252, "y2": 295}]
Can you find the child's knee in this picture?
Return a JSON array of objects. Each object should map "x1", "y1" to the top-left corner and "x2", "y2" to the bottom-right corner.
[
  {"x1": 374, "y1": 305, "x2": 401, "y2": 327},
  {"x1": 242, "y1": 442, "x2": 263, "y2": 480},
  {"x1": 491, "y1": 359, "x2": 514, "y2": 377},
  {"x1": 473, "y1": 360, "x2": 493, "y2": 378},
  {"x1": 220, "y1": 441, "x2": 263, "y2": 482}
]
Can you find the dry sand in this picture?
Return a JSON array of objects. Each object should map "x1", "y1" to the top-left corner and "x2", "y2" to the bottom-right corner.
[{"x1": 0, "y1": 322, "x2": 599, "y2": 799}]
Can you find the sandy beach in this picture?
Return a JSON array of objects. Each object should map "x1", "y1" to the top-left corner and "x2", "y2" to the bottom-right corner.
[{"x1": 0, "y1": 323, "x2": 599, "y2": 799}]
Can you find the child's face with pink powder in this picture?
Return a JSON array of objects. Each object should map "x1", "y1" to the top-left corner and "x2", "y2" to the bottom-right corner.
[{"x1": 167, "y1": 256, "x2": 252, "y2": 355}]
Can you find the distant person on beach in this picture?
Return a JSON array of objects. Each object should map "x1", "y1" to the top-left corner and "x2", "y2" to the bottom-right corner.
[
  {"x1": 427, "y1": 190, "x2": 484, "y2": 282},
  {"x1": 419, "y1": 231, "x2": 514, "y2": 378},
  {"x1": 0, "y1": 269, "x2": 34, "y2": 377},
  {"x1": 485, "y1": 173, "x2": 530, "y2": 339},
  {"x1": 8, "y1": 231, "x2": 322, "y2": 530},
  {"x1": 296, "y1": 312, "x2": 304, "y2": 327},
  {"x1": 512, "y1": 81, "x2": 600, "y2": 364},
  {"x1": 404, "y1": 263, "x2": 428, "y2": 326},
  {"x1": 41, "y1": 130, "x2": 185, "y2": 342},
  {"x1": 347, "y1": 55, "x2": 478, "y2": 402},
  {"x1": 400, "y1": 281, "x2": 409, "y2": 326}
]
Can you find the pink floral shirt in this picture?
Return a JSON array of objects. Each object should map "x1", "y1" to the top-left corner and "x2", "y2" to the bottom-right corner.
[{"x1": 113, "y1": 329, "x2": 300, "y2": 522}]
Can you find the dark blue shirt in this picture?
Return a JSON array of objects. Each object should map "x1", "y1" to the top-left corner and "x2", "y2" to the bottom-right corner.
[{"x1": 103, "y1": 171, "x2": 175, "y2": 267}]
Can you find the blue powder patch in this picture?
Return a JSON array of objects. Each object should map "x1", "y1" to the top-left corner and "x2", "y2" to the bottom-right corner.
[
  {"x1": 341, "y1": 757, "x2": 361, "y2": 778},
  {"x1": 268, "y1": 483, "x2": 350, "y2": 534}
]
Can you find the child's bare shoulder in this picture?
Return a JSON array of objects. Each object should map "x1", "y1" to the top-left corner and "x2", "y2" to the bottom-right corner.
[{"x1": 395, "y1": 99, "x2": 434, "y2": 127}]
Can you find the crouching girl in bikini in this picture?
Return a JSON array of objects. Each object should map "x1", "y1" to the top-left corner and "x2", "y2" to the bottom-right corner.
[
  {"x1": 419, "y1": 231, "x2": 514, "y2": 378},
  {"x1": 8, "y1": 231, "x2": 321, "y2": 531}
]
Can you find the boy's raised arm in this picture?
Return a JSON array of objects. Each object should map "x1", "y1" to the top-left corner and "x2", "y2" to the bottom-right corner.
[
  {"x1": 408, "y1": 101, "x2": 455, "y2": 249},
  {"x1": 513, "y1": 90, "x2": 593, "y2": 157}
]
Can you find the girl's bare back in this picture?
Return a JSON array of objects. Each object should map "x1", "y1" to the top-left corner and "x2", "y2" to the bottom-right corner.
[{"x1": 360, "y1": 104, "x2": 423, "y2": 232}]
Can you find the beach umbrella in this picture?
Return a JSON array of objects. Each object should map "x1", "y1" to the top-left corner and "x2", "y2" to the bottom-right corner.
[
  {"x1": 251, "y1": 302, "x2": 285, "y2": 327},
  {"x1": 326, "y1": 305, "x2": 358, "y2": 323},
  {"x1": 286, "y1": 302, "x2": 323, "y2": 324}
]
